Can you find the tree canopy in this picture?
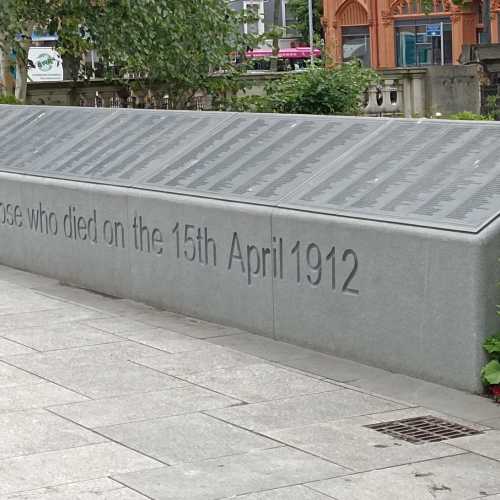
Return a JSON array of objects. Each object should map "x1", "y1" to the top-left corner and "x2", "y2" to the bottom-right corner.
[
  {"x1": 286, "y1": 0, "x2": 323, "y2": 43},
  {"x1": 0, "y1": 0, "x2": 257, "y2": 105}
]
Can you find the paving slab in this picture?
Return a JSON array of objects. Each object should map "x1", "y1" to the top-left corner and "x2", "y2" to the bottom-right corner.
[
  {"x1": 308, "y1": 453, "x2": 500, "y2": 500},
  {"x1": 0, "y1": 362, "x2": 43, "y2": 388},
  {"x1": 134, "y1": 344, "x2": 264, "y2": 376},
  {"x1": 50, "y1": 385, "x2": 240, "y2": 428},
  {"x1": 0, "y1": 290, "x2": 65, "y2": 316},
  {"x1": 280, "y1": 351, "x2": 391, "y2": 383},
  {"x1": 266, "y1": 408, "x2": 466, "y2": 472},
  {"x1": 0, "y1": 338, "x2": 35, "y2": 357},
  {"x1": 207, "y1": 389, "x2": 405, "y2": 433},
  {"x1": 113, "y1": 327, "x2": 211, "y2": 353},
  {"x1": 221, "y1": 485, "x2": 334, "y2": 499},
  {"x1": 0, "y1": 442, "x2": 161, "y2": 495},
  {"x1": 183, "y1": 363, "x2": 337, "y2": 403},
  {"x1": 0, "y1": 307, "x2": 107, "y2": 331},
  {"x1": 5, "y1": 345, "x2": 186, "y2": 398},
  {"x1": 83, "y1": 317, "x2": 163, "y2": 334},
  {"x1": 447, "y1": 430, "x2": 500, "y2": 461},
  {"x1": 481, "y1": 417, "x2": 500, "y2": 430},
  {"x1": 19, "y1": 361, "x2": 186, "y2": 399},
  {"x1": 351, "y1": 373, "x2": 500, "y2": 422},
  {"x1": 128, "y1": 311, "x2": 242, "y2": 339},
  {"x1": 6, "y1": 342, "x2": 168, "y2": 371},
  {"x1": 207, "y1": 333, "x2": 314, "y2": 362},
  {"x1": 97, "y1": 412, "x2": 278, "y2": 465},
  {"x1": 0, "y1": 381, "x2": 87, "y2": 412},
  {"x1": 112, "y1": 446, "x2": 348, "y2": 500},
  {"x1": 0, "y1": 478, "x2": 148, "y2": 499},
  {"x1": 1, "y1": 323, "x2": 120, "y2": 351},
  {"x1": 33, "y1": 285, "x2": 155, "y2": 317},
  {"x1": 0, "y1": 409, "x2": 104, "y2": 460}
]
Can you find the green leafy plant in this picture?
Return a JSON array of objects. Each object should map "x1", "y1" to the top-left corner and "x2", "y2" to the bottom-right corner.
[
  {"x1": 481, "y1": 334, "x2": 500, "y2": 401},
  {"x1": 227, "y1": 62, "x2": 379, "y2": 116},
  {"x1": 445, "y1": 111, "x2": 493, "y2": 121},
  {"x1": 0, "y1": 94, "x2": 19, "y2": 104}
]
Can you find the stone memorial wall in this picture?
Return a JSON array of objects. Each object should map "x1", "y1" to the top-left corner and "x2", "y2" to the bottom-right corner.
[{"x1": 0, "y1": 105, "x2": 499, "y2": 391}]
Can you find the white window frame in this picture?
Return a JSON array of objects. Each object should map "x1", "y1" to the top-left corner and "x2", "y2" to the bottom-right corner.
[{"x1": 243, "y1": 0, "x2": 265, "y2": 35}]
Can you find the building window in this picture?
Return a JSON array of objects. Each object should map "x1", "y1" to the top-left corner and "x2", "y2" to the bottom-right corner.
[
  {"x1": 395, "y1": 20, "x2": 452, "y2": 66},
  {"x1": 244, "y1": 1, "x2": 265, "y2": 35},
  {"x1": 342, "y1": 26, "x2": 371, "y2": 66}
]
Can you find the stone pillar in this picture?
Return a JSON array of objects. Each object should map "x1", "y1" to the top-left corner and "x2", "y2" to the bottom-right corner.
[
  {"x1": 402, "y1": 75, "x2": 413, "y2": 117},
  {"x1": 410, "y1": 73, "x2": 425, "y2": 116},
  {"x1": 491, "y1": 11, "x2": 500, "y2": 43},
  {"x1": 378, "y1": 14, "x2": 396, "y2": 68}
]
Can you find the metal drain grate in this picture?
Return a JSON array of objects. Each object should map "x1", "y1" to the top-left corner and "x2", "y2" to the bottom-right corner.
[{"x1": 365, "y1": 416, "x2": 482, "y2": 445}]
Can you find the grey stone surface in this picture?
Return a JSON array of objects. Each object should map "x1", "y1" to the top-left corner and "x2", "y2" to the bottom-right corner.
[
  {"x1": 207, "y1": 389, "x2": 405, "y2": 433},
  {"x1": 0, "y1": 306, "x2": 106, "y2": 331},
  {"x1": 126, "y1": 313, "x2": 244, "y2": 339},
  {"x1": 0, "y1": 268, "x2": 499, "y2": 498},
  {"x1": 183, "y1": 363, "x2": 336, "y2": 403},
  {"x1": 0, "y1": 106, "x2": 500, "y2": 390},
  {"x1": 279, "y1": 351, "x2": 392, "y2": 383},
  {"x1": 0, "y1": 478, "x2": 149, "y2": 499},
  {"x1": 97, "y1": 412, "x2": 278, "y2": 464},
  {"x1": 50, "y1": 385, "x2": 240, "y2": 428},
  {"x1": 0, "y1": 442, "x2": 161, "y2": 495},
  {"x1": 309, "y1": 453, "x2": 500, "y2": 500},
  {"x1": 1, "y1": 323, "x2": 119, "y2": 351},
  {"x1": 24, "y1": 361, "x2": 185, "y2": 399},
  {"x1": 0, "y1": 338, "x2": 34, "y2": 356},
  {"x1": 0, "y1": 362, "x2": 43, "y2": 388},
  {"x1": 350, "y1": 373, "x2": 500, "y2": 422},
  {"x1": 6, "y1": 345, "x2": 187, "y2": 398},
  {"x1": 112, "y1": 327, "x2": 211, "y2": 353},
  {"x1": 134, "y1": 344, "x2": 264, "y2": 376},
  {"x1": 113, "y1": 446, "x2": 348, "y2": 500},
  {"x1": 221, "y1": 485, "x2": 333, "y2": 499},
  {"x1": 447, "y1": 430, "x2": 500, "y2": 461},
  {"x1": 207, "y1": 333, "x2": 315, "y2": 362},
  {"x1": 0, "y1": 381, "x2": 87, "y2": 412},
  {"x1": 0, "y1": 409, "x2": 104, "y2": 459},
  {"x1": 481, "y1": 417, "x2": 500, "y2": 430},
  {"x1": 266, "y1": 410, "x2": 465, "y2": 472}
]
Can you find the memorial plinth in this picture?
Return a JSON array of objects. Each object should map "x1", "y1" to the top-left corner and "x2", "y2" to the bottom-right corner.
[{"x1": 0, "y1": 105, "x2": 499, "y2": 391}]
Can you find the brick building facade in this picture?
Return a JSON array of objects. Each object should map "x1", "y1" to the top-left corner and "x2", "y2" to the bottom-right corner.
[{"x1": 323, "y1": 0, "x2": 500, "y2": 68}]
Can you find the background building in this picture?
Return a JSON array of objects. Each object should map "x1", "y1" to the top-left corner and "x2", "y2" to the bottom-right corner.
[
  {"x1": 323, "y1": 0, "x2": 500, "y2": 68},
  {"x1": 229, "y1": 0, "x2": 300, "y2": 47}
]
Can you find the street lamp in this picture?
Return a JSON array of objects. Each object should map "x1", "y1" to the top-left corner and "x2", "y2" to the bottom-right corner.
[{"x1": 308, "y1": 0, "x2": 314, "y2": 65}]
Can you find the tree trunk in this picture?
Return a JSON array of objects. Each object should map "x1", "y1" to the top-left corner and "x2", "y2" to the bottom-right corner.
[
  {"x1": 270, "y1": 0, "x2": 281, "y2": 72},
  {"x1": 0, "y1": 38, "x2": 15, "y2": 97},
  {"x1": 16, "y1": 57, "x2": 28, "y2": 103}
]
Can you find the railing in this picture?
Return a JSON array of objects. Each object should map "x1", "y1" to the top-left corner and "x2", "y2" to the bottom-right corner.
[{"x1": 363, "y1": 79, "x2": 404, "y2": 116}]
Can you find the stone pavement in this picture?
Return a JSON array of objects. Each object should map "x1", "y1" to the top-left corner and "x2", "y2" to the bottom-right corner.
[{"x1": 0, "y1": 265, "x2": 499, "y2": 499}]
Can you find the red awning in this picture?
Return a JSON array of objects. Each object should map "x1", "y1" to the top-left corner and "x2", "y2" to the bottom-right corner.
[{"x1": 246, "y1": 47, "x2": 321, "y2": 59}]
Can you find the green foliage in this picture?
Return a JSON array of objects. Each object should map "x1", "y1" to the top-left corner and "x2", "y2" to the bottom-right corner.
[
  {"x1": 1, "y1": 0, "x2": 257, "y2": 106},
  {"x1": 87, "y1": 0, "x2": 257, "y2": 108},
  {"x1": 0, "y1": 94, "x2": 19, "y2": 104},
  {"x1": 445, "y1": 111, "x2": 493, "y2": 121},
  {"x1": 481, "y1": 360, "x2": 500, "y2": 386},
  {"x1": 286, "y1": 0, "x2": 323, "y2": 42},
  {"x1": 484, "y1": 335, "x2": 500, "y2": 358},
  {"x1": 482, "y1": 335, "x2": 500, "y2": 388},
  {"x1": 228, "y1": 62, "x2": 379, "y2": 116}
]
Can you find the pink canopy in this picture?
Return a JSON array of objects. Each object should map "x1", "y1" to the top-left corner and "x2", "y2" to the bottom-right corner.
[{"x1": 246, "y1": 47, "x2": 321, "y2": 59}]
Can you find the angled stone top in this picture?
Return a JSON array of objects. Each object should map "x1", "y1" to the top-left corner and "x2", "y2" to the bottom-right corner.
[{"x1": 1, "y1": 104, "x2": 499, "y2": 233}]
